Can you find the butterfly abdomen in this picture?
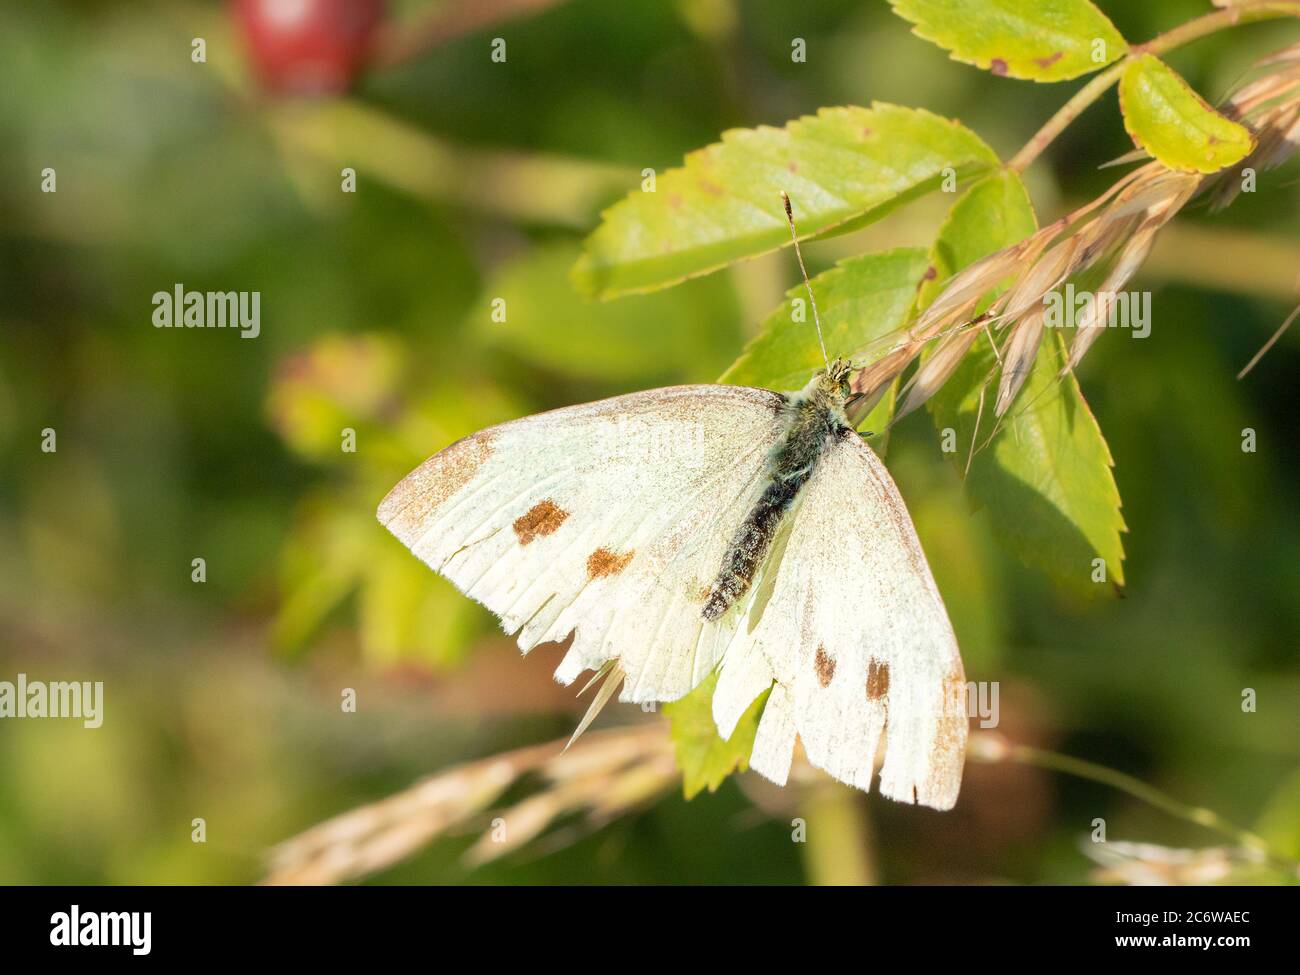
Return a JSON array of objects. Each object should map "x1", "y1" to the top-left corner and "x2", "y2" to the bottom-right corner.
[
  {"x1": 702, "y1": 381, "x2": 850, "y2": 621},
  {"x1": 702, "y1": 474, "x2": 802, "y2": 621}
]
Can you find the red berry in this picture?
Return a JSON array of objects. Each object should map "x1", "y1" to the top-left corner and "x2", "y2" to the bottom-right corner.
[{"x1": 232, "y1": 0, "x2": 387, "y2": 95}]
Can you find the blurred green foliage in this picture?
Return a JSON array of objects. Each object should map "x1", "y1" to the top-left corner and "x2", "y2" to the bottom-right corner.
[{"x1": 0, "y1": 0, "x2": 1298, "y2": 884}]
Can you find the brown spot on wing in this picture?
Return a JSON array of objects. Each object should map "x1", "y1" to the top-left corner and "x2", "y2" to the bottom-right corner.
[
  {"x1": 1034, "y1": 51, "x2": 1063, "y2": 69},
  {"x1": 814, "y1": 646, "x2": 836, "y2": 687},
  {"x1": 513, "y1": 500, "x2": 569, "y2": 545},
  {"x1": 866, "y1": 659, "x2": 890, "y2": 700},
  {"x1": 990, "y1": 58, "x2": 1009, "y2": 76},
  {"x1": 587, "y1": 547, "x2": 634, "y2": 579}
]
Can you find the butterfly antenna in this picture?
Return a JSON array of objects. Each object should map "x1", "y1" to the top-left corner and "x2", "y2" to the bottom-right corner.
[{"x1": 781, "y1": 191, "x2": 830, "y2": 370}]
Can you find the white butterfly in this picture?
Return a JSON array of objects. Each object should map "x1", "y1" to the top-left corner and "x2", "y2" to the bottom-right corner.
[{"x1": 379, "y1": 197, "x2": 968, "y2": 809}]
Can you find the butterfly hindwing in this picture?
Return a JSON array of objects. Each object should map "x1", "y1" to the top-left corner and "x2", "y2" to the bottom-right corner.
[{"x1": 711, "y1": 431, "x2": 967, "y2": 809}]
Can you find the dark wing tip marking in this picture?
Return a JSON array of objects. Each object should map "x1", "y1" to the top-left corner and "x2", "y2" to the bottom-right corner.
[
  {"x1": 378, "y1": 431, "x2": 495, "y2": 530},
  {"x1": 934, "y1": 668, "x2": 968, "y2": 755}
]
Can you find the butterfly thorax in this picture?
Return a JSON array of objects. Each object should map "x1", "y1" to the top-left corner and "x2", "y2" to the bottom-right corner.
[{"x1": 702, "y1": 363, "x2": 854, "y2": 621}]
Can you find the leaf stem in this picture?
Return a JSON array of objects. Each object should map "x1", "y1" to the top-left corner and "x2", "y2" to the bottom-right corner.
[
  {"x1": 1006, "y1": 64, "x2": 1124, "y2": 173},
  {"x1": 1006, "y1": 0, "x2": 1300, "y2": 173},
  {"x1": 972, "y1": 736, "x2": 1299, "y2": 874},
  {"x1": 798, "y1": 781, "x2": 877, "y2": 885},
  {"x1": 1138, "y1": 2, "x2": 1300, "y2": 58}
]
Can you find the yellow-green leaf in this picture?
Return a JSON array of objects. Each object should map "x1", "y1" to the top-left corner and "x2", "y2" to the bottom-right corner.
[
  {"x1": 1119, "y1": 54, "x2": 1255, "y2": 174},
  {"x1": 574, "y1": 104, "x2": 997, "y2": 299},
  {"x1": 889, "y1": 0, "x2": 1126, "y2": 82},
  {"x1": 665, "y1": 672, "x2": 770, "y2": 799},
  {"x1": 924, "y1": 171, "x2": 1127, "y2": 590}
]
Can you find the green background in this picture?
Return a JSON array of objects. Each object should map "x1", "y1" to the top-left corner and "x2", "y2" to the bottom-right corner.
[{"x1": 0, "y1": 0, "x2": 1297, "y2": 884}]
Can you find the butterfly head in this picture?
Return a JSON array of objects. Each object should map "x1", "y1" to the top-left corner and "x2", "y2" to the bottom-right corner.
[
  {"x1": 819, "y1": 357, "x2": 853, "y2": 403},
  {"x1": 797, "y1": 358, "x2": 855, "y2": 418}
]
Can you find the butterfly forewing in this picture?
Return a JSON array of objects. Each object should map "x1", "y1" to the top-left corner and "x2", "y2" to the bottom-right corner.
[{"x1": 379, "y1": 385, "x2": 785, "y2": 703}]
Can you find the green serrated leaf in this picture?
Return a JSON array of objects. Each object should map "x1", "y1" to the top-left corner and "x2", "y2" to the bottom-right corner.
[
  {"x1": 477, "y1": 243, "x2": 743, "y2": 383},
  {"x1": 721, "y1": 247, "x2": 931, "y2": 393},
  {"x1": 921, "y1": 170, "x2": 1038, "y2": 308},
  {"x1": 889, "y1": 0, "x2": 1126, "y2": 82},
  {"x1": 1119, "y1": 54, "x2": 1255, "y2": 174},
  {"x1": 665, "y1": 672, "x2": 770, "y2": 800},
  {"x1": 573, "y1": 104, "x2": 997, "y2": 299},
  {"x1": 924, "y1": 171, "x2": 1127, "y2": 590}
]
